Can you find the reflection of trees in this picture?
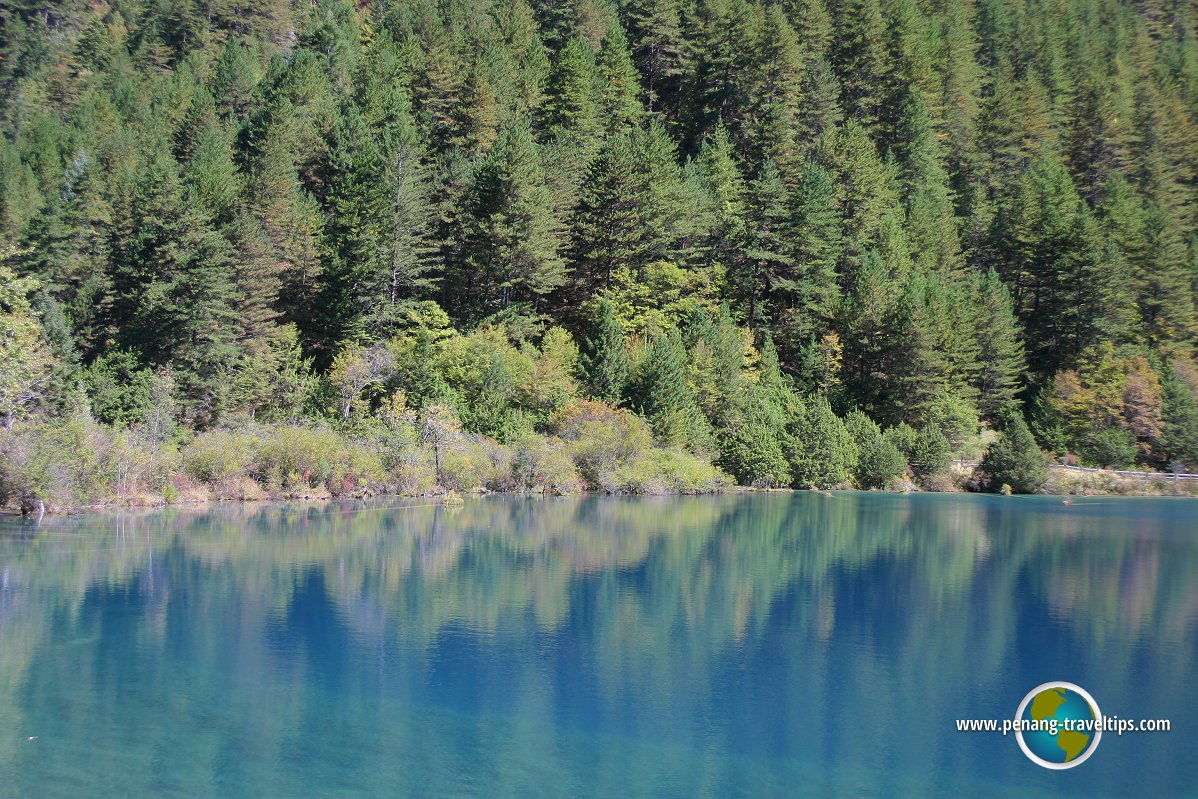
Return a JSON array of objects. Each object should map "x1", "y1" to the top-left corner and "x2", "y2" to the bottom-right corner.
[
  {"x1": 1, "y1": 494, "x2": 1196, "y2": 795},
  {"x1": 3, "y1": 496, "x2": 1197, "y2": 665}
]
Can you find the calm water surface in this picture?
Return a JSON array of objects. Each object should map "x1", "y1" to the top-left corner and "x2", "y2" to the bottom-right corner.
[{"x1": 1, "y1": 493, "x2": 1196, "y2": 797}]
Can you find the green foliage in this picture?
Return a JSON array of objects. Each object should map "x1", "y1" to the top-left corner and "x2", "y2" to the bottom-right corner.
[
  {"x1": 719, "y1": 385, "x2": 792, "y2": 488},
  {"x1": 582, "y1": 299, "x2": 629, "y2": 404},
  {"x1": 609, "y1": 448, "x2": 731, "y2": 495},
  {"x1": 907, "y1": 426, "x2": 951, "y2": 479},
  {"x1": 1161, "y1": 365, "x2": 1198, "y2": 470},
  {"x1": 83, "y1": 351, "x2": 153, "y2": 427},
  {"x1": 788, "y1": 395, "x2": 857, "y2": 489},
  {"x1": 978, "y1": 415, "x2": 1048, "y2": 494},
  {"x1": 3, "y1": 0, "x2": 1197, "y2": 491},
  {"x1": 844, "y1": 409, "x2": 906, "y2": 488},
  {"x1": 0, "y1": 263, "x2": 56, "y2": 425}
]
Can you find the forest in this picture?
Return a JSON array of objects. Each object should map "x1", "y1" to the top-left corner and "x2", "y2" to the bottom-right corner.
[{"x1": 2, "y1": 0, "x2": 1198, "y2": 507}]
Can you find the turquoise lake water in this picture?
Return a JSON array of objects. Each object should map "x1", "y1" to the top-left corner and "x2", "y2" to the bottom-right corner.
[{"x1": 0, "y1": 493, "x2": 1195, "y2": 797}]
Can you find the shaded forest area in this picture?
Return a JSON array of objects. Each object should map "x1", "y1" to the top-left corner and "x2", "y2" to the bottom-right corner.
[{"x1": 2, "y1": 0, "x2": 1198, "y2": 505}]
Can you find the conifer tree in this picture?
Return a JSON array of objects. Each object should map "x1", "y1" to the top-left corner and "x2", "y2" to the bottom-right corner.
[
  {"x1": 788, "y1": 394, "x2": 856, "y2": 488},
  {"x1": 972, "y1": 268, "x2": 1026, "y2": 419},
  {"x1": 843, "y1": 409, "x2": 906, "y2": 488},
  {"x1": 583, "y1": 298, "x2": 630, "y2": 404},
  {"x1": 980, "y1": 414, "x2": 1048, "y2": 493},
  {"x1": 629, "y1": 328, "x2": 712, "y2": 449},
  {"x1": 786, "y1": 161, "x2": 842, "y2": 344},
  {"x1": 543, "y1": 37, "x2": 602, "y2": 143},
  {"x1": 595, "y1": 20, "x2": 643, "y2": 131},
  {"x1": 449, "y1": 119, "x2": 565, "y2": 328},
  {"x1": 622, "y1": 0, "x2": 687, "y2": 119}
]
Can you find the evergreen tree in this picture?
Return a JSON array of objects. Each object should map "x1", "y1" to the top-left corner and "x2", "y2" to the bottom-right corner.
[
  {"x1": 543, "y1": 37, "x2": 602, "y2": 143},
  {"x1": 788, "y1": 394, "x2": 856, "y2": 488},
  {"x1": 972, "y1": 268, "x2": 1025, "y2": 419},
  {"x1": 566, "y1": 125, "x2": 685, "y2": 308},
  {"x1": 449, "y1": 119, "x2": 565, "y2": 328},
  {"x1": 979, "y1": 414, "x2": 1048, "y2": 493},
  {"x1": 629, "y1": 329, "x2": 711, "y2": 449},
  {"x1": 843, "y1": 409, "x2": 906, "y2": 488},
  {"x1": 787, "y1": 160, "x2": 843, "y2": 343},
  {"x1": 583, "y1": 298, "x2": 630, "y2": 404},
  {"x1": 595, "y1": 20, "x2": 643, "y2": 131},
  {"x1": 735, "y1": 160, "x2": 793, "y2": 328},
  {"x1": 1161, "y1": 364, "x2": 1198, "y2": 469},
  {"x1": 623, "y1": 0, "x2": 687, "y2": 119}
]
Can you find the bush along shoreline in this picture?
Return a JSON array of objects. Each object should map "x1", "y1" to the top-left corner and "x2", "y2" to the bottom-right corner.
[
  {"x1": 4, "y1": 394, "x2": 1191, "y2": 515},
  {"x1": 4, "y1": 304, "x2": 1197, "y2": 513},
  {"x1": 0, "y1": 404, "x2": 733, "y2": 514}
]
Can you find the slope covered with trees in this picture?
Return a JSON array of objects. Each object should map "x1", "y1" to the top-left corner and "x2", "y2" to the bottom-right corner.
[{"x1": 2, "y1": 0, "x2": 1198, "y2": 505}]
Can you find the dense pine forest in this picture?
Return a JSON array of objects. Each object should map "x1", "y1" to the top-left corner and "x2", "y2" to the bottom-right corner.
[{"x1": 3, "y1": 0, "x2": 1198, "y2": 507}]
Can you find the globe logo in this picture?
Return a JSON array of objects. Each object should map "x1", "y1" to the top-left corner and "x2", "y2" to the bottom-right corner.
[{"x1": 1014, "y1": 682, "x2": 1102, "y2": 769}]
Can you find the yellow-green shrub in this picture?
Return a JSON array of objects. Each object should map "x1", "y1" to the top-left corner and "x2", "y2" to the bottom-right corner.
[
  {"x1": 183, "y1": 429, "x2": 258, "y2": 484},
  {"x1": 609, "y1": 449, "x2": 731, "y2": 495},
  {"x1": 511, "y1": 435, "x2": 583, "y2": 494}
]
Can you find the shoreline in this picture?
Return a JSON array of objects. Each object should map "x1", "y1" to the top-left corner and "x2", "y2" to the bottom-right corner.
[{"x1": 5, "y1": 476, "x2": 1196, "y2": 518}]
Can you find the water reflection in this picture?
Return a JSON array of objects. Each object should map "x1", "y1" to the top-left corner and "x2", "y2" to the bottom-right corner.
[{"x1": 0, "y1": 494, "x2": 1195, "y2": 798}]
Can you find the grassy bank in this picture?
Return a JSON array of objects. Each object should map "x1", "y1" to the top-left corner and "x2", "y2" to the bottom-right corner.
[
  {"x1": 0, "y1": 404, "x2": 730, "y2": 513},
  {"x1": 1044, "y1": 467, "x2": 1198, "y2": 498}
]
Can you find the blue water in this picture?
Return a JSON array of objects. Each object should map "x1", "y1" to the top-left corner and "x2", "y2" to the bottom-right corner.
[{"x1": 0, "y1": 493, "x2": 1195, "y2": 797}]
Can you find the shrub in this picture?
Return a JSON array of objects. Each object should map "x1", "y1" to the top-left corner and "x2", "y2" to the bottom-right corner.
[
  {"x1": 549, "y1": 400, "x2": 653, "y2": 489},
  {"x1": 788, "y1": 396, "x2": 856, "y2": 489},
  {"x1": 253, "y1": 425, "x2": 384, "y2": 495},
  {"x1": 609, "y1": 449, "x2": 731, "y2": 494},
  {"x1": 183, "y1": 429, "x2": 258, "y2": 484},
  {"x1": 978, "y1": 416, "x2": 1047, "y2": 494},
  {"x1": 436, "y1": 439, "x2": 495, "y2": 492},
  {"x1": 0, "y1": 415, "x2": 179, "y2": 509},
  {"x1": 844, "y1": 410, "x2": 906, "y2": 489},
  {"x1": 511, "y1": 435, "x2": 583, "y2": 494},
  {"x1": 908, "y1": 426, "x2": 952, "y2": 478}
]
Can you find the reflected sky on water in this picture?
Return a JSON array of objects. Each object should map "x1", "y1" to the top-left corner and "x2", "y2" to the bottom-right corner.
[{"x1": 1, "y1": 493, "x2": 1196, "y2": 797}]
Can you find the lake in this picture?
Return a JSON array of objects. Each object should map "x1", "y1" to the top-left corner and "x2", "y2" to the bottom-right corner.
[{"x1": 0, "y1": 493, "x2": 1195, "y2": 797}]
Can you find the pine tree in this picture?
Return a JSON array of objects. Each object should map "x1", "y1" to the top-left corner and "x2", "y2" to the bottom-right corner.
[
  {"x1": 895, "y1": 89, "x2": 963, "y2": 276},
  {"x1": 719, "y1": 382, "x2": 792, "y2": 486},
  {"x1": 788, "y1": 394, "x2": 856, "y2": 488},
  {"x1": 979, "y1": 414, "x2": 1048, "y2": 493},
  {"x1": 736, "y1": 160, "x2": 793, "y2": 329},
  {"x1": 113, "y1": 153, "x2": 241, "y2": 425},
  {"x1": 449, "y1": 119, "x2": 565, "y2": 328},
  {"x1": 748, "y1": 6, "x2": 805, "y2": 170},
  {"x1": 595, "y1": 20, "x2": 643, "y2": 131},
  {"x1": 785, "y1": 161, "x2": 842, "y2": 346},
  {"x1": 795, "y1": 56, "x2": 843, "y2": 147},
  {"x1": 830, "y1": 0, "x2": 895, "y2": 134},
  {"x1": 843, "y1": 409, "x2": 906, "y2": 488},
  {"x1": 786, "y1": 0, "x2": 832, "y2": 59},
  {"x1": 972, "y1": 268, "x2": 1026, "y2": 419},
  {"x1": 566, "y1": 125, "x2": 685, "y2": 308},
  {"x1": 543, "y1": 37, "x2": 602, "y2": 143},
  {"x1": 622, "y1": 0, "x2": 687, "y2": 119},
  {"x1": 583, "y1": 298, "x2": 630, "y2": 404},
  {"x1": 629, "y1": 328, "x2": 711, "y2": 449},
  {"x1": 684, "y1": 0, "x2": 757, "y2": 150},
  {"x1": 251, "y1": 116, "x2": 326, "y2": 351},
  {"x1": 1137, "y1": 204, "x2": 1198, "y2": 347},
  {"x1": 1161, "y1": 364, "x2": 1198, "y2": 469}
]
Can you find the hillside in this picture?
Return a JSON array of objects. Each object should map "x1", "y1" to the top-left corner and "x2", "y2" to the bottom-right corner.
[{"x1": 2, "y1": 0, "x2": 1198, "y2": 505}]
